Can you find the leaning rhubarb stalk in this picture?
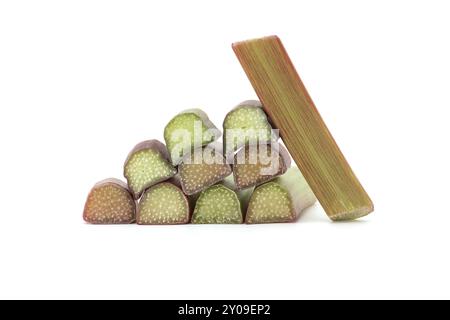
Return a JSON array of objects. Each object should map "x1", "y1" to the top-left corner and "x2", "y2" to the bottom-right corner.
[
  {"x1": 233, "y1": 36, "x2": 373, "y2": 221},
  {"x1": 124, "y1": 140, "x2": 177, "y2": 199},
  {"x1": 233, "y1": 142, "x2": 291, "y2": 190},
  {"x1": 223, "y1": 100, "x2": 278, "y2": 155},
  {"x1": 137, "y1": 181, "x2": 190, "y2": 225},
  {"x1": 164, "y1": 109, "x2": 221, "y2": 165},
  {"x1": 191, "y1": 184, "x2": 243, "y2": 224},
  {"x1": 83, "y1": 179, "x2": 136, "y2": 224},
  {"x1": 178, "y1": 145, "x2": 232, "y2": 195},
  {"x1": 246, "y1": 167, "x2": 316, "y2": 224}
]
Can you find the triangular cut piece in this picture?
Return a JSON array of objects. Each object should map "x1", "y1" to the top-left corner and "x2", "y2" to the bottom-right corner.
[
  {"x1": 233, "y1": 143, "x2": 290, "y2": 190},
  {"x1": 164, "y1": 109, "x2": 221, "y2": 165},
  {"x1": 178, "y1": 146, "x2": 231, "y2": 195},
  {"x1": 246, "y1": 167, "x2": 316, "y2": 224},
  {"x1": 192, "y1": 184, "x2": 243, "y2": 224},
  {"x1": 137, "y1": 182, "x2": 190, "y2": 225},
  {"x1": 83, "y1": 179, "x2": 136, "y2": 224},
  {"x1": 124, "y1": 140, "x2": 176, "y2": 199}
]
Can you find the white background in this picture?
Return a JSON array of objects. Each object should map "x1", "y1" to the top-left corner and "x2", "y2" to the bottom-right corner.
[{"x1": 0, "y1": 0, "x2": 449, "y2": 300}]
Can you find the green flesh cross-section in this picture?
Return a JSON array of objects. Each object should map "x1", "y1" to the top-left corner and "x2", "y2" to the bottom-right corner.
[
  {"x1": 192, "y1": 184, "x2": 243, "y2": 224},
  {"x1": 138, "y1": 183, "x2": 189, "y2": 225},
  {"x1": 124, "y1": 140, "x2": 176, "y2": 199},
  {"x1": 164, "y1": 110, "x2": 220, "y2": 165}
]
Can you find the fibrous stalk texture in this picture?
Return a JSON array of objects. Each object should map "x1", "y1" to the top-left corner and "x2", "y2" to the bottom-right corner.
[{"x1": 233, "y1": 36, "x2": 373, "y2": 220}]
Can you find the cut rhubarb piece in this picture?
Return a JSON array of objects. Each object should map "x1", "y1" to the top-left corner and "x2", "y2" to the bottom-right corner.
[
  {"x1": 137, "y1": 182, "x2": 190, "y2": 225},
  {"x1": 191, "y1": 184, "x2": 243, "y2": 224},
  {"x1": 223, "y1": 100, "x2": 277, "y2": 155},
  {"x1": 124, "y1": 140, "x2": 177, "y2": 199},
  {"x1": 246, "y1": 167, "x2": 316, "y2": 224},
  {"x1": 178, "y1": 146, "x2": 232, "y2": 195},
  {"x1": 233, "y1": 143, "x2": 291, "y2": 190},
  {"x1": 83, "y1": 179, "x2": 136, "y2": 224},
  {"x1": 222, "y1": 175, "x2": 254, "y2": 214},
  {"x1": 164, "y1": 109, "x2": 221, "y2": 165}
]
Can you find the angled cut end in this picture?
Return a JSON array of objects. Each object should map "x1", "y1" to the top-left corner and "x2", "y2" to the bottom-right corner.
[
  {"x1": 232, "y1": 35, "x2": 280, "y2": 50},
  {"x1": 330, "y1": 203, "x2": 374, "y2": 222}
]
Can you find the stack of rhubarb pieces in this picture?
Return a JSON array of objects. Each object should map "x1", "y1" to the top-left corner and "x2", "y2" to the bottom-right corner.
[{"x1": 83, "y1": 101, "x2": 317, "y2": 225}]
